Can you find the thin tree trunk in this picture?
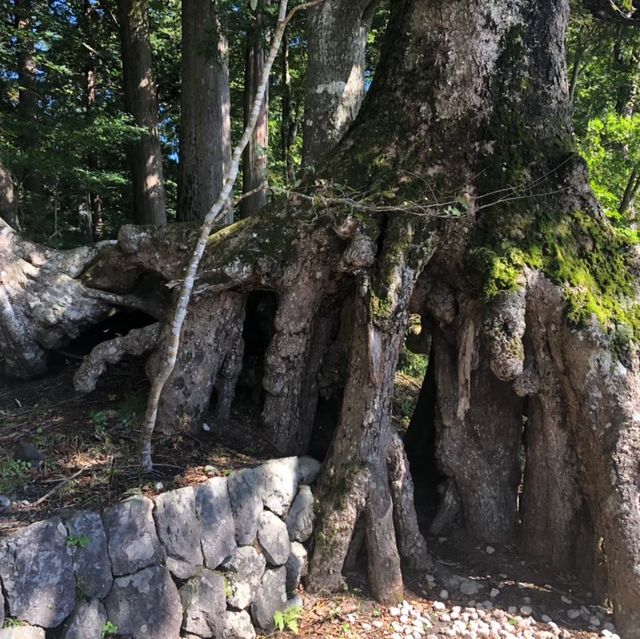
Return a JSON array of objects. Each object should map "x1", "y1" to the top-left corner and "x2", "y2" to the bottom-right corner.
[
  {"x1": 178, "y1": 0, "x2": 231, "y2": 223},
  {"x1": 118, "y1": 0, "x2": 167, "y2": 225},
  {"x1": 281, "y1": 30, "x2": 297, "y2": 184},
  {"x1": 83, "y1": 0, "x2": 103, "y2": 242},
  {"x1": 241, "y1": 3, "x2": 269, "y2": 217}
]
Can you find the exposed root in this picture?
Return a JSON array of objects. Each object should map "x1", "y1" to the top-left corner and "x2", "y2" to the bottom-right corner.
[{"x1": 73, "y1": 323, "x2": 160, "y2": 394}]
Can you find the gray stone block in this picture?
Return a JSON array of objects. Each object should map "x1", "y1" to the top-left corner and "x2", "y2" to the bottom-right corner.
[
  {"x1": 155, "y1": 486, "x2": 203, "y2": 579},
  {"x1": 227, "y1": 468, "x2": 263, "y2": 545},
  {"x1": 285, "y1": 542, "x2": 308, "y2": 592},
  {"x1": 0, "y1": 518, "x2": 76, "y2": 627},
  {"x1": 250, "y1": 567, "x2": 287, "y2": 630},
  {"x1": 257, "y1": 511, "x2": 290, "y2": 566},
  {"x1": 180, "y1": 567, "x2": 226, "y2": 638},
  {"x1": 222, "y1": 611, "x2": 256, "y2": 639},
  {"x1": 286, "y1": 485, "x2": 315, "y2": 542},
  {"x1": 60, "y1": 598, "x2": 107, "y2": 639},
  {"x1": 65, "y1": 510, "x2": 113, "y2": 598},
  {"x1": 221, "y1": 546, "x2": 266, "y2": 610},
  {"x1": 104, "y1": 565, "x2": 182, "y2": 639},
  {"x1": 196, "y1": 477, "x2": 237, "y2": 569},
  {"x1": 103, "y1": 495, "x2": 163, "y2": 576}
]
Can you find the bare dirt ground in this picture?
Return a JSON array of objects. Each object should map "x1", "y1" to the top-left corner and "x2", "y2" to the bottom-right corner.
[{"x1": 0, "y1": 359, "x2": 619, "y2": 639}]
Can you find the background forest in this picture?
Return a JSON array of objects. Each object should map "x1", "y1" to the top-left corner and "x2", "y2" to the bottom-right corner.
[{"x1": 2, "y1": 0, "x2": 638, "y2": 243}]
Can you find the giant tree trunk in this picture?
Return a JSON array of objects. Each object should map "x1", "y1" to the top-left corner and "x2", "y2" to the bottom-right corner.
[
  {"x1": 2, "y1": 0, "x2": 640, "y2": 634},
  {"x1": 178, "y1": 0, "x2": 231, "y2": 223},
  {"x1": 0, "y1": 160, "x2": 19, "y2": 230},
  {"x1": 118, "y1": 0, "x2": 167, "y2": 225},
  {"x1": 301, "y1": 0, "x2": 376, "y2": 167}
]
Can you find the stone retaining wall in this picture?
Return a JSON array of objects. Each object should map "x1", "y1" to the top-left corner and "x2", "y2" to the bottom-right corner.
[{"x1": 0, "y1": 456, "x2": 319, "y2": 639}]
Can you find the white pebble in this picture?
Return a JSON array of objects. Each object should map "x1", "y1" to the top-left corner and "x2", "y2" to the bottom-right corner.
[
  {"x1": 560, "y1": 595, "x2": 572, "y2": 604},
  {"x1": 521, "y1": 606, "x2": 533, "y2": 616},
  {"x1": 439, "y1": 589, "x2": 449, "y2": 600},
  {"x1": 486, "y1": 546, "x2": 495, "y2": 554},
  {"x1": 433, "y1": 601, "x2": 446, "y2": 611},
  {"x1": 390, "y1": 607, "x2": 401, "y2": 616}
]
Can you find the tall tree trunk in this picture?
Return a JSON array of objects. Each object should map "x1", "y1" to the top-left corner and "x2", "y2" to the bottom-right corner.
[
  {"x1": 83, "y1": 0, "x2": 104, "y2": 241},
  {"x1": 118, "y1": 0, "x2": 167, "y2": 225},
  {"x1": 15, "y1": 0, "x2": 45, "y2": 221},
  {"x1": 178, "y1": 0, "x2": 231, "y2": 223},
  {"x1": 301, "y1": 0, "x2": 376, "y2": 168},
  {"x1": 241, "y1": 3, "x2": 269, "y2": 217}
]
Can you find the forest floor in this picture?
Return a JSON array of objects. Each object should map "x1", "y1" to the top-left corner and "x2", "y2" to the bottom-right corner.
[{"x1": 0, "y1": 357, "x2": 619, "y2": 639}]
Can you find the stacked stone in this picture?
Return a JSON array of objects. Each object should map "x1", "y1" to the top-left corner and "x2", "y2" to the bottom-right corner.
[{"x1": 0, "y1": 456, "x2": 319, "y2": 639}]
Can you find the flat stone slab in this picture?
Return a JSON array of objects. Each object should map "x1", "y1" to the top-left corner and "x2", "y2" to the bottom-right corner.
[
  {"x1": 103, "y1": 495, "x2": 163, "y2": 576},
  {"x1": 0, "y1": 518, "x2": 76, "y2": 627},
  {"x1": 286, "y1": 485, "x2": 315, "y2": 542},
  {"x1": 60, "y1": 599, "x2": 107, "y2": 639},
  {"x1": 251, "y1": 566, "x2": 287, "y2": 630},
  {"x1": 65, "y1": 510, "x2": 113, "y2": 598},
  {"x1": 180, "y1": 568, "x2": 226, "y2": 638},
  {"x1": 155, "y1": 486, "x2": 203, "y2": 578},
  {"x1": 105, "y1": 565, "x2": 182, "y2": 639},
  {"x1": 196, "y1": 477, "x2": 237, "y2": 568},
  {"x1": 257, "y1": 510, "x2": 290, "y2": 566}
]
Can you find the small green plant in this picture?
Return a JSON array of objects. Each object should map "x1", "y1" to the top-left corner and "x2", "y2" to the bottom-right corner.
[
  {"x1": 2, "y1": 618, "x2": 23, "y2": 628},
  {"x1": 75, "y1": 578, "x2": 89, "y2": 600},
  {"x1": 102, "y1": 620, "x2": 119, "y2": 637},
  {"x1": 67, "y1": 535, "x2": 91, "y2": 548},
  {"x1": 273, "y1": 606, "x2": 303, "y2": 634},
  {"x1": 0, "y1": 459, "x2": 32, "y2": 494},
  {"x1": 223, "y1": 576, "x2": 234, "y2": 599}
]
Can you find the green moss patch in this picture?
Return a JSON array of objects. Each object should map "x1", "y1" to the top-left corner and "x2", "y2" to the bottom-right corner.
[{"x1": 469, "y1": 208, "x2": 640, "y2": 335}]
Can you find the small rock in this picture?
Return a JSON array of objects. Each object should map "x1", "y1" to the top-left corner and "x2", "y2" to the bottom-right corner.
[
  {"x1": 560, "y1": 595, "x2": 572, "y2": 605},
  {"x1": 60, "y1": 599, "x2": 106, "y2": 639},
  {"x1": 521, "y1": 606, "x2": 533, "y2": 616},
  {"x1": 485, "y1": 546, "x2": 495, "y2": 554},
  {"x1": 541, "y1": 615, "x2": 552, "y2": 623},
  {"x1": 459, "y1": 579, "x2": 482, "y2": 595},
  {"x1": 222, "y1": 546, "x2": 267, "y2": 609},
  {"x1": 567, "y1": 609, "x2": 581, "y2": 620},
  {"x1": 204, "y1": 464, "x2": 218, "y2": 476},
  {"x1": 439, "y1": 589, "x2": 449, "y2": 600},
  {"x1": 257, "y1": 511, "x2": 290, "y2": 565},
  {"x1": 490, "y1": 588, "x2": 500, "y2": 598},
  {"x1": 285, "y1": 541, "x2": 308, "y2": 592},
  {"x1": 180, "y1": 568, "x2": 226, "y2": 637},
  {"x1": 285, "y1": 485, "x2": 315, "y2": 542},
  {"x1": 390, "y1": 606, "x2": 401, "y2": 616},
  {"x1": 223, "y1": 610, "x2": 256, "y2": 639},
  {"x1": 0, "y1": 495, "x2": 10, "y2": 511},
  {"x1": 432, "y1": 601, "x2": 446, "y2": 611}
]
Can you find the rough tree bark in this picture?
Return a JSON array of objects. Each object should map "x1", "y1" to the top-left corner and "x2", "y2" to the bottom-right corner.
[
  {"x1": 301, "y1": 0, "x2": 376, "y2": 167},
  {"x1": 118, "y1": 0, "x2": 167, "y2": 225},
  {"x1": 0, "y1": 160, "x2": 19, "y2": 230},
  {"x1": 241, "y1": 2, "x2": 269, "y2": 217},
  {"x1": 2, "y1": 0, "x2": 640, "y2": 634},
  {"x1": 178, "y1": 0, "x2": 231, "y2": 223}
]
